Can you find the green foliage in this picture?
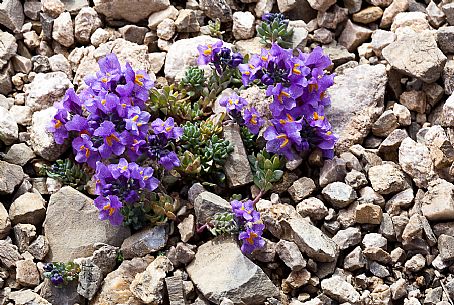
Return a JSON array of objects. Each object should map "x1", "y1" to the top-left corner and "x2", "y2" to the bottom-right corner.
[
  {"x1": 42, "y1": 159, "x2": 89, "y2": 191},
  {"x1": 240, "y1": 126, "x2": 257, "y2": 154},
  {"x1": 179, "y1": 67, "x2": 205, "y2": 99},
  {"x1": 257, "y1": 14, "x2": 294, "y2": 48},
  {"x1": 249, "y1": 150, "x2": 283, "y2": 192},
  {"x1": 122, "y1": 192, "x2": 177, "y2": 230},
  {"x1": 178, "y1": 115, "x2": 233, "y2": 185},
  {"x1": 208, "y1": 18, "x2": 225, "y2": 39},
  {"x1": 148, "y1": 84, "x2": 202, "y2": 122},
  {"x1": 209, "y1": 212, "x2": 239, "y2": 236}
]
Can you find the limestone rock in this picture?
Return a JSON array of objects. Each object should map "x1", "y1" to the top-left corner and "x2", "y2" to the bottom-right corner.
[
  {"x1": 0, "y1": 31, "x2": 17, "y2": 70},
  {"x1": 0, "y1": 160, "x2": 23, "y2": 195},
  {"x1": 25, "y1": 72, "x2": 72, "y2": 111},
  {"x1": 0, "y1": 0, "x2": 24, "y2": 32},
  {"x1": 194, "y1": 191, "x2": 231, "y2": 224},
  {"x1": 382, "y1": 31, "x2": 447, "y2": 83},
  {"x1": 321, "y1": 276, "x2": 360, "y2": 304},
  {"x1": 0, "y1": 240, "x2": 22, "y2": 268},
  {"x1": 339, "y1": 20, "x2": 372, "y2": 52},
  {"x1": 77, "y1": 258, "x2": 103, "y2": 300},
  {"x1": 93, "y1": 0, "x2": 169, "y2": 23},
  {"x1": 0, "y1": 106, "x2": 18, "y2": 145},
  {"x1": 75, "y1": 7, "x2": 102, "y2": 44},
  {"x1": 9, "y1": 192, "x2": 46, "y2": 226},
  {"x1": 9, "y1": 289, "x2": 50, "y2": 305},
  {"x1": 288, "y1": 177, "x2": 316, "y2": 202},
  {"x1": 327, "y1": 64, "x2": 387, "y2": 153},
  {"x1": 399, "y1": 137, "x2": 436, "y2": 188},
  {"x1": 306, "y1": 0, "x2": 336, "y2": 11},
  {"x1": 44, "y1": 187, "x2": 130, "y2": 261},
  {"x1": 322, "y1": 182, "x2": 357, "y2": 209},
  {"x1": 52, "y1": 12, "x2": 74, "y2": 47},
  {"x1": 30, "y1": 107, "x2": 69, "y2": 161},
  {"x1": 130, "y1": 256, "x2": 173, "y2": 304},
  {"x1": 120, "y1": 225, "x2": 168, "y2": 259},
  {"x1": 368, "y1": 163, "x2": 408, "y2": 195},
  {"x1": 223, "y1": 124, "x2": 253, "y2": 187},
  {"x1": 16, "y1": 260, "x2": 39, "y2": 287},
  {"x1": 199, "y1": 0, "x2": 232, "y2": 22},
  {"x1": 422, "y1": 179, "x2": 454, "y2": 221},
  {"x1": 232, "y1": 12, "x2": 255, "y2": 40},
  {"x1": 186, "y1": 236, "x2": 279, "y2": 304}
]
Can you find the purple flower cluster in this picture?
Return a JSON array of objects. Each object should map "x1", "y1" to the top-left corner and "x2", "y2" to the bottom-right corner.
[
  {"x1": 238, "y1": 44, "x2": 338, "y2": 159},
  {"x1": 49, "y1": 53, "x2": 183, "y2": 226},
  {"x1": 231, "y1": 200, "x2": 265, "y2": 254},
  {"x1": 219, "y1": 93, "x2": 265, "y2": 135},
  {"x1": 197, "y1": 40, "x2": 243, "y2": 74}
]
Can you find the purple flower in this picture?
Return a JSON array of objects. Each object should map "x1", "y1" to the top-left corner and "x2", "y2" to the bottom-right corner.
[
  {"x1": 264, "y1": 122, "x2": 302, "y2": 160},
  {"x1": 94, "y1": 195, "x2": 124, "y2": 226},
  {"x1": 50, "y1": 274, "x2": 64, "y2": 286},
  {"x1": 243, "y1": 107, "x2": 264, "y2": 134},
  {"x1": 122, "y1": 132, "x2": 146, "y2": 161},
  {"x1": 98, "y1": 53, "x2": 122, "y2": 78},
  {"x1": 125, "y1": 106, "x2": 150, "y2": 136},
  {"x1": 159, "y1": 151, "x2": 180, "y2": 171},
  {"x1": 267, "y1": 83, "x2": 297, "y2": 117},
  {"x1": 231, "y1": 200, "x2": 260, "y2": 222},
  {"x1": 65, "y1": 114, "x2": 89, "y2": 134},
  {"x1": 238, "y1": 55, "x2": 263, "y2": 86},
  {"x1": 95, "y1": 92, "x2": 120, "y2": 114},
  {"x1": 139, "y1": 166, "x2": 159, "y2": 191},
  {"x1": 93, "y1": 121, "x2": 125, "y2": 158},
  {"x1": 239, "y1": 223, "x2": 265, "y2": 254},
  {"x1": 219, "y1": 93, "x2": 248, "y2": 113},
  {"x1": 229, "y1": 52, "x2": 244, "y2": 67},
  {"x1": 72, "y1": 134, "x2": 100, "y2": 168},
  {"x1": 120, "y1": 63, "x2": 154, "y2": 102},
  {"x1": 110, "y1": 158, "x2": 132, "y2": 179},
  {"x1": 61, "y1": 88, "x2": 83, "y2": 115},
  {"x1": 49, "y1": 109, "x2": 69, "y2": 145},
  {"x1": 151, "y1": 117, "x2": 183, "y2": 140},
  {"x1": 197, "y1": 40, "x2": 223, "y2": 65}
]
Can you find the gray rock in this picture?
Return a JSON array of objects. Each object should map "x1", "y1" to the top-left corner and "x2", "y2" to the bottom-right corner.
[
  {"x1": 0, "y1": 106, "x2": 18, "y2": 145},
  {"x1": 175, "y1": 9, "x2": 200, "y2": 33},
  {"x1": 44, "y1": 186, "x2": 130, "y2": 261},
  {"x1": 49, "y1": 54, "x2": 71, "y2": 77},
  {"x1": 93, "y1": 0, "x2": 169, "y2": 23},
  {"x1": 194, "y1": 191, "x2": 231, "y2": 224},
  {"x1": 32, "y1": 55, "x2": 51, "y2": 73},
  {"x1": 52, "y1": 12, "x2": 74, "y2": 47},
  {"x1": 439, "y1": 234, "x2": 454, "y2": 261},
  {"x1": 363, "y1": 232, "x2": 387, "y2": 249},
  {"x1": 91, "y1": 244, "x2": 119, "y2": 276},
  {"x1": 223, "y1": 123, "x2": 253, "y2": 187},
  {"x1": 368, "y1": 163, "x2": 408, "y2": 195},
  {"x1": 0, "y1": 31, "x2": 17, "y2": 70},
  {"x1": 13, "y1": 223, "x2": 36, "y2": 253},
  {"x1": 16, "y1": 259, "x2": 39, "y2": 287},
  {"x1": 9, "y1": 192, "x2": 46, "y2": 226},
  {"x1": 120, "y1": 225, "x2": 168, "y2": 259},
  {"x1": 345, "y1": 170, "x2": 368, "y2": 189},
  {"x1": 437, "y1": 26, "x2": 454, "y2": 54},
  {"x1": 28, "y1": 235, "x2": 49, "y2": 260},
  {"x1": 322, "y1": 44, "x2": 355, "y2": 67},
  {"x1": 382, "y1": 31, "x2": 447, "y2": 83},
  {"x1": 344, "y1": 246, "x2": 366, "y2": 271},
  {"x1": 91, "y1": 256, "x2": 153, "y2": 305},
  {"x1": 9, "y1": 289, "x2": 51, "y2": 305},
  {"x1": 178, "y1": 214, "x2": 195, "y2": 243},
  {"x1": 199, "y1": 0, "x2": 232, "y2": 22},
  {"x1": 327, "y1": 64, "x2": 387, "y2": 153},
  {"x1": 443, "y1": 2, "x2": 454, "y2": 25},
  {"x1": 148, "y1": 6, "x2": 179, "y2": 30},
  {"x1": 319, "y1": 156, "x2": 347, "y2": 187},
  {"x1": 77, "y1": 258, "x2": 103, "y2": 300},
  {"x1": 165, "y1": 274, "x2": 187, "y2": 305},
  {"x1": 40, "y1": 279, "x2": 84, "y2": 305},
  {"x1": 61, "y1": 0, "x2": 89, "y2": 14},
  {"x1": 119, "y1": 25, "x2": 148, "y2": 44},
  {"x1": 390, "y1": 278, "x2": 407, "y2": 300},
  {"x1": 372, "y1": 110, "x2": 398, "y2": 137},
  {"x1": 443, "y1": 60, "x2": 454, "y2": 95},
  {"x1": 0, "y1": 240, "x2": 22, "y2": 268},
  {"x1": 130, "y1": 256, "x2": 174, "y2": 304},
  {"x1": 321, "y1": 276, "x2": 360, "y2": 304},
  {"x1": 332, "y1": 227, "x2": 362, "y2": 250},
  {"x1": 422, "y1": 179, "x2": 454, "y2": 221},
  {"x1": 232, "y1": 11, "x2": 255, "y2": 40},
  {"x1": 404, "y1": 253, "x2": 426, "y2": 272},
  {"x1": 186, "y1": 236, "x2": 279, "y2": 304},
  {"x1": 157, "y1": 19, "x2": 176, "y2": 40},
  {"x1": 322, "y1": 182, "x2": 357, "y2": 209},
  {"x1": 25, "y1": 72, "x2": 72, "y2": 111},
  {"x1": 0, "y1": 0, "x2": 24, "y2": 32},
  {"x1": 12, "y1": 55, "x2": 32, "y2": 74},
  {"x1": 428, "y1": 1, "x2": 445, "y2": 28},
  {"x1": 288, "y1": 177, "x2": 316, "y2": 202},
  {"x1": 0, "y1": 63, "x2": 13, "y2": 95},
  {"x1": 306, "y1": 0, "x2": 335, "y2": 11},
  {"x1": 262, "y1": 204, "x2": 339, "y2": 262},
  {"x1": 74, "y1": 7, "x2": 102, "y2": 44},
  {"x1": 0, "y1": 160, "x2": 23, "y2": 195},
  {"x1": 168, "y1": 242, "x2": 196, "y2": 266},
  {"x1": 339, "y1": 20, "x2": 372, "y2": 52},
  {"x1": 296, "y1": 197, "x2": 328, "y2": 221},
  {"x1": 0, "y1": 202, "x2": 10, "y2": 239},
  {"x1": 30, "y1": 107, "x2": 69, "y2": 161},
  {"x1": 24, "y1": 1, "x2": 41, "y2": 20},
  {"x1": 399, "y1": 137, "x2": 436, "y2": 188},
  {"x1": 369, "y1": 261, "x2": 390, "y2": 278},
  {"x1": 276, "y1": 240, "x2": 306, "y2": 270}
]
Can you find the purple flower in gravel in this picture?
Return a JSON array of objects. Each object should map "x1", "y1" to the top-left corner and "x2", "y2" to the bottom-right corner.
[
  {"x1": 239, "y1": 223, "x2": 265, "y2": 254},
  {"x1": 267, "y1": 83, "x2": 297, "y2": 117},
  {"x1": 65, "y1": 114, "x2": 89, "y2": 134},
  {"x1": 151, "y1": 117, "x2": 183, "y2": 140},
  {"x1": 94, "y1": 195, "x2": 124, "y2": 226},
  {"x1": 243, "y1": 107, "x2": 264, "y2": 135},
  {"x1": 93, "y1": 121, "x2": 125, "y2": 158},
  {"x1": 159, "y1": 151, "x2": 180, "y2": 171},
  {"x1": 110, "y1": 158, "x2": 132, "y2": 179},
  {"x1": 72, "y1": 134, "x2": 100, "y2": 168},
  {"x1": 219, "y1": 93, "x2": 248, "y2": 113},
  {"x1": 197, "y1": 40, "x2": 223, "y2": 65},
  {"x1": 264, "y1": 122, "x2": 302, "y2": 160},
  {"x1": 122, "y1": 132, "x2": 146, "y2": 161},
  {"x1": 238, "y1": 54, "x2": 263, "y2": 86},
  {"x1": 61, "y1": 88, "x2": 83, "y2": 115},
  {"x1": 231, "y1": 200, "x2": 260, "y2": 222},
  {"x1": 98, "y1": 53, "x2": 122, "y2": 78},
  {"x1": 125, "y1": 106, "x2": 150, "y2": 136},
  {"x1": 49, "y1": 108, "x2": 69, "y2": 145}
]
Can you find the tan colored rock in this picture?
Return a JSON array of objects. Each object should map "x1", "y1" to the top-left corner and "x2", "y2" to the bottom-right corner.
[
  {"x1": 339, "y1": 20, "x2": 372, "y2": 52},
  {"x1": 9, "y1": 192, "x2": 46, "y2": 226},
  {"x1": 380, "y1": 0, "x2": 409, "y2": 28},
  {"x1": 16, "y1": 260, "x2": 39, "y2": 287},
  {"x1": 352, "y1": 7, "x2": 383, "y2": 24},
  {"x1": 356, "y1": 203, "x2": 383, "y2": 224}
]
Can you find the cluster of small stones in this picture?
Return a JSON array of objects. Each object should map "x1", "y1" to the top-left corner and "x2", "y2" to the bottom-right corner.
[{"x1": 2, "y1": 0, "x2": 454, "y2": 304}]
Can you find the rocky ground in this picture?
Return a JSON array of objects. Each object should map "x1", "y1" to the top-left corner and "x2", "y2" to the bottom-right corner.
[{"x1": 1, "y1": 0, "x2": 454, "y2": 304}]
